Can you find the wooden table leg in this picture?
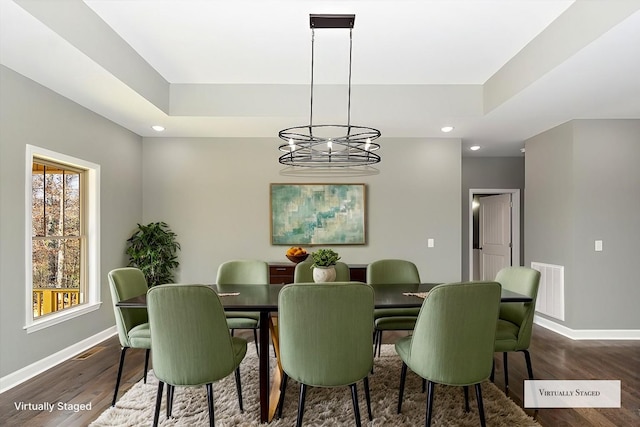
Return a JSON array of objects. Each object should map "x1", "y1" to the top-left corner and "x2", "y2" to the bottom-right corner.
[
  {"x1": 268, "y1": 315, "x2": 283, "y2": 421},
  {"x1": 259, "y1": 311, "x2": 270, "y2": 423}
]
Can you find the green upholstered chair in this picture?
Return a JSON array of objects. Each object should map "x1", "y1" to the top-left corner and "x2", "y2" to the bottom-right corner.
[
  {"x1": 108, "y1": 267, "x2": 152, "y2": 406},
  {"x1": 396, "y1": 281, "x2": 502, "y2": 427},
  {"x1": 293, "y1": 260, "x2": 351, "y2": 282},
  {"x1": 367, "y1": 259, "x2": 421, "y2": 356},
  {"x1": 491, "y1": 266, "x2": 541, "y2": 392},
  {"x1": 216, "y1": 259, "x2": 269, "y2": 355},
  {"x1": 147, "y1": 284, "x2": 247, "y2": 427},
  {"x1": 277, "y1": 282, "x2": 375, "y2": 427}
]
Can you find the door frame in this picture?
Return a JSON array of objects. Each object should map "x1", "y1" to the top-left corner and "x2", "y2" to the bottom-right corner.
[{"x1": 468, "y1": 188, "x2": 520, "y2": 281}]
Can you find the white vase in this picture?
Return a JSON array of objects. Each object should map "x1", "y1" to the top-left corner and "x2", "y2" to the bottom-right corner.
[{"x1": 313, "y1": 266, "x2": 336, "y2": 283}]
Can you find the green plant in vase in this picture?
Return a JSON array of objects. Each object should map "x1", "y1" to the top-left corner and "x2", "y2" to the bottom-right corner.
[{"x1": 310, "y1": 249, "x2": 340, "y2": 282}]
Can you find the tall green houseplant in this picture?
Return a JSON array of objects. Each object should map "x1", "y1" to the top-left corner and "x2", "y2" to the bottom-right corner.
[{"x1": 126, "y1": 222, "x2": 180, "y2": 287}]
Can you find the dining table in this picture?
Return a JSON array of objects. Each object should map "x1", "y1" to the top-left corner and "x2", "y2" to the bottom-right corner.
[{"x1": 116, "y1": 282, "x2": 532, "y2": 423}]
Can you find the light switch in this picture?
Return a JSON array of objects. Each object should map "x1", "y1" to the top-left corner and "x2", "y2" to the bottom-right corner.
[
  {"x1": 595, "y1": 240, "x2": 603, "y2": 252},
  {"x1": 427, "y1": 238, "x2": 435, "y2": 248}
]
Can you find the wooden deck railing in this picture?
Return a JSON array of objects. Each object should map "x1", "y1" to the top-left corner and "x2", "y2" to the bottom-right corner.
[{"x1": 33, "y1": 288, "x2": 80, "y2": 317}]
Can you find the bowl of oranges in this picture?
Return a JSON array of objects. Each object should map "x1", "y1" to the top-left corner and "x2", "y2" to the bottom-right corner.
[{"x1": 286, "y1": 247, "x2": 309, "y2": 263}]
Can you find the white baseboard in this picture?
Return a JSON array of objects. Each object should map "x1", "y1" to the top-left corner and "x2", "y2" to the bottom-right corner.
[
  {"x1": 0, "y1": 326, "x2": 117, "y2": 394},
  {"x1": 534, "y1": 315, "x2": 640, "y2": 340}
]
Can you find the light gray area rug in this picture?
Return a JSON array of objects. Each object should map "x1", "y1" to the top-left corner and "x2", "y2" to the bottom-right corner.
[{"x1": 92, "y1": 345, "x2": 539, "y2": 426}]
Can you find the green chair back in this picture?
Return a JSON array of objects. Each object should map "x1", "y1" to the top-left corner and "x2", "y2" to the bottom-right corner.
[
  {"x1": 367, "y1": 259, "x2": 420, "y2": 284},
  {"x1": 495, "y1": 266, "x2": 541, "y2": 350},
  {"x1": 279, "y1": 282, "x2": 374, "y2": 387},
  {"x1": 108, "y1": 267, "x2": 149, "y2": 348},
  {"x1": 294, "y1": 260, "x2": 351, "y2": 282},
  {"x1": 147, "y1": 284, "x2": 244, "y2": 386},
  {"x1": 405, "y1": 281, "x2": 501, "y2": 385},
  {"x1": 216, "y1": 259, "x2": 269, "y2": 284}
]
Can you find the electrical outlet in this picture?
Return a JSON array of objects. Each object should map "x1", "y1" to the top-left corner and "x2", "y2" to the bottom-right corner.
[
  {"x1": 595, "y1": 240, "x2": 603, "y2": 251},
  {"x1": 427, "y1": 238, "x2": 434, "y2": 248}
]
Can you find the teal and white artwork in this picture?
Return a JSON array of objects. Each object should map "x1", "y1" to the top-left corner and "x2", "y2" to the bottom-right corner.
[{"x1": 271, "y1": 184, "x2": 366, "y2": 245}]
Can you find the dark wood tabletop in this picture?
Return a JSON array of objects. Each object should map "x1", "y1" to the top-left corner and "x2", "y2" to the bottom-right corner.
[{"x1": 116, "y1": 282, "x2": 532, "y2": 309}]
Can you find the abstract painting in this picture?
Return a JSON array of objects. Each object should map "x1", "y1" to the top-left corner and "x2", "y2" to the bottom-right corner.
[{"x1": 270, "y1": 183, "x2": 366, "y2": 245}]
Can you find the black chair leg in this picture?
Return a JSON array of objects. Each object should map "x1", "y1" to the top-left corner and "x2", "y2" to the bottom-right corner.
[
  {"x1": 372, "y1": 330, "x2": 378, "y2": 357},
  {"x1": 152, "y1": 381, "x2": 164, "y2": 427},
  {"x1": 363, "y1": 376, "x2": 373, "y2": 421},
  {"x1": 206, "y1": 383, "x2": 215, "y2": 427},
  {"x1": 277, "y1": 373, "x2": 289, "y2": 419},
  {"x1": 425, "y1": 380, "x2": 435, "y2": 427},
  {"x1": 112, "y1": 347, "x2": 128, "y2": 406},
  {"x1": 296, "y1": 383, "x2": 307, "y2": 427},
  {"x1": 522, "y1": 349, "x2": 534, "y2": 380},
  {"x1": 166, "y1": 384, "x2": 174, "y2": 418},
  {"x1": 377, "y1": 331, "x2": 383, "y2": 357},
  {"x1": 490, "y1": 358, "x2": 495, "y2": 382},
  {"x1": 422, "y1": 378, "x2": 426, "y2": 393},
  {"x1": 475, "y1": 383, "x2": 486, "y2": 427},
  {"x1": 398, "y1": 362, "x2": 408, "y2": 413},
  {"x1": 350, "y1": 383, "x2": 362, "y2": 427},
  {"x1": 234, "y1": 367, "x2": 244, "y2": 412},
  {"x1": 503, "y1": 352, "x2": 509, "y2": 392},
  {"x1": 143, "y1": 348, "x2": 150, "y2": 383},
  {"x1": 463, "y1": 385, "x2": 470, "y2": 412}
]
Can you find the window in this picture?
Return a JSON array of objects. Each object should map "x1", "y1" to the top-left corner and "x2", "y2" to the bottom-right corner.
[{"x1": 25, "y1": 146, "x2": 101, "y2": 332}]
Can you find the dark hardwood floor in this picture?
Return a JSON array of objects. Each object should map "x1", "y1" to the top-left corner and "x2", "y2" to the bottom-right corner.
[{"x1": 1, "y1": 325, "x2": 638, "y2": 426}]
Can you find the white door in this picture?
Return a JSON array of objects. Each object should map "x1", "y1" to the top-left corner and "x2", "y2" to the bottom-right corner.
[{"x1": 479, "y1": 194, "x2": 512, "y2": 280}]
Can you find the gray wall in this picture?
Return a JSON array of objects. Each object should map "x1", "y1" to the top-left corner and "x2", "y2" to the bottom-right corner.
[
  {"x1": 461, "y1": 157, "x2": 525, "y2": 280},
  {"x1": 0, "y1": 66, "x2": 143, "y2": 377},
  {"x1": 141, "y1": 137, "x2": 462, "y2": 286},
  {"x1": 525, "y1": 119, "x2": 640, "y2": 329}
]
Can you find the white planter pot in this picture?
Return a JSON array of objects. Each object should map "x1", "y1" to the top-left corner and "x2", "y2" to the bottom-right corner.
[{"x1": 313, "y1": 266, "x2": 336, "y2": 283}]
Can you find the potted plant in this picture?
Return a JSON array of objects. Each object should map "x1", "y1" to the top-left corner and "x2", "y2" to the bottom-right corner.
[
  {"x1": 125, "y1": 221, "x2": 181, "y2": 287},
  {"x1": 310, "y1": 248, "x2": 341, "y2": 283}
]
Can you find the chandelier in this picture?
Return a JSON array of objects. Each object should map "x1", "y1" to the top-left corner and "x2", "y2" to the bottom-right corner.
[{"x1": 278, "y1": 14, "x2": 381, "y2": 168}]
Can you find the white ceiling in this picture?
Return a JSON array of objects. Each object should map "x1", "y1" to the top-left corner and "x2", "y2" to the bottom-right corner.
[{"x1": 1, "y1": 0, "x2": 639, "y2": 156}]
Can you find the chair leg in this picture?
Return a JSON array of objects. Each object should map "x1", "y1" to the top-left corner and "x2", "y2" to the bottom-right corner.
[
  {"x1": 425, "y1": 380, "x2": 435, "y2": 427},
  {"x1": 253, "y1": 329, "x2": 260, "y2": 357},
  {"x1": 350, "y1": 383, "x2": 362, "y2": 427},
  {"x1": 377, "y1": 331, "x2": 383, "y2": 357},
  {"x1": 503, "y1": 352, "x2": 509, "y2": 392},
  {"x1": 522, "y1": 349, "x2": 534, "y2": 380},
  {"x1": 490, "y1": 358, "x2": 495, "y2": 382},
  {"x1": 475, "y1": 383, "x2": 486, "y2": 427},
  {"x1": 166, "y1": 384, "x2": 174, "y2": 418},
  {"x1": 363, "y1": 376, "x2": 373, "y2": 421},
  {"x1": 296, "y1": 383, "x2": 307, "y2": 427},
  {"x1": 153, "y1": 381, "x2": 164, "y2": 427},
  {"x1": 112, "y1": 347, "x2": 128, "y2": 406},
  {"x1": 234, "y1": 367, "x2": 244, "y2": 412},
  {"x1": 206, "y1": 383, "x2": 215, "y2": 427},
  {"x1": 463, "y1": 385, "x2": 470, "y2": 412},
  {"x1": 397, "y1": 362, "x2": 408, "y2": 413},
  {"x1": 372, "y1": 330, "x2": 377, "y2": 354},
  {"x1": 277, "y1": 373, "x2": 289, "y2": 419},
  {"x1": 143, "y1": 348, "x2": 151, "y2": 383},
  {"x1": 422, "y1": 378, "x2": 426, "y2": 393}
]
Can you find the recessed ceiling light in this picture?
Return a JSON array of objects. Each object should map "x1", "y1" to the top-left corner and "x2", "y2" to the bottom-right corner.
[
  {"x1": 470, "y1": 145, "x2": 481, "y2": 151},
  {"x1": 520, "y1": 148, "x2": 526, "y2": 153},
  {"x1": 441, "y1": 126, "x2": 454, "y2": 133},
  {"x1": 151, "y1": 125, "x2": 165, "y2": 132}
]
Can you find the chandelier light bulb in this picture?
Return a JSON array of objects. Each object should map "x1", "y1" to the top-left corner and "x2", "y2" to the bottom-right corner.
[{"x1": 364, "y1": 138, "x2": 371, "y2": 151}]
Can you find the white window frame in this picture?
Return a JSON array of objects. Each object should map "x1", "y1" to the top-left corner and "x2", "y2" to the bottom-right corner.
[{"x1": 25, "y1": 145, "x2": 101, "y2": 333}]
